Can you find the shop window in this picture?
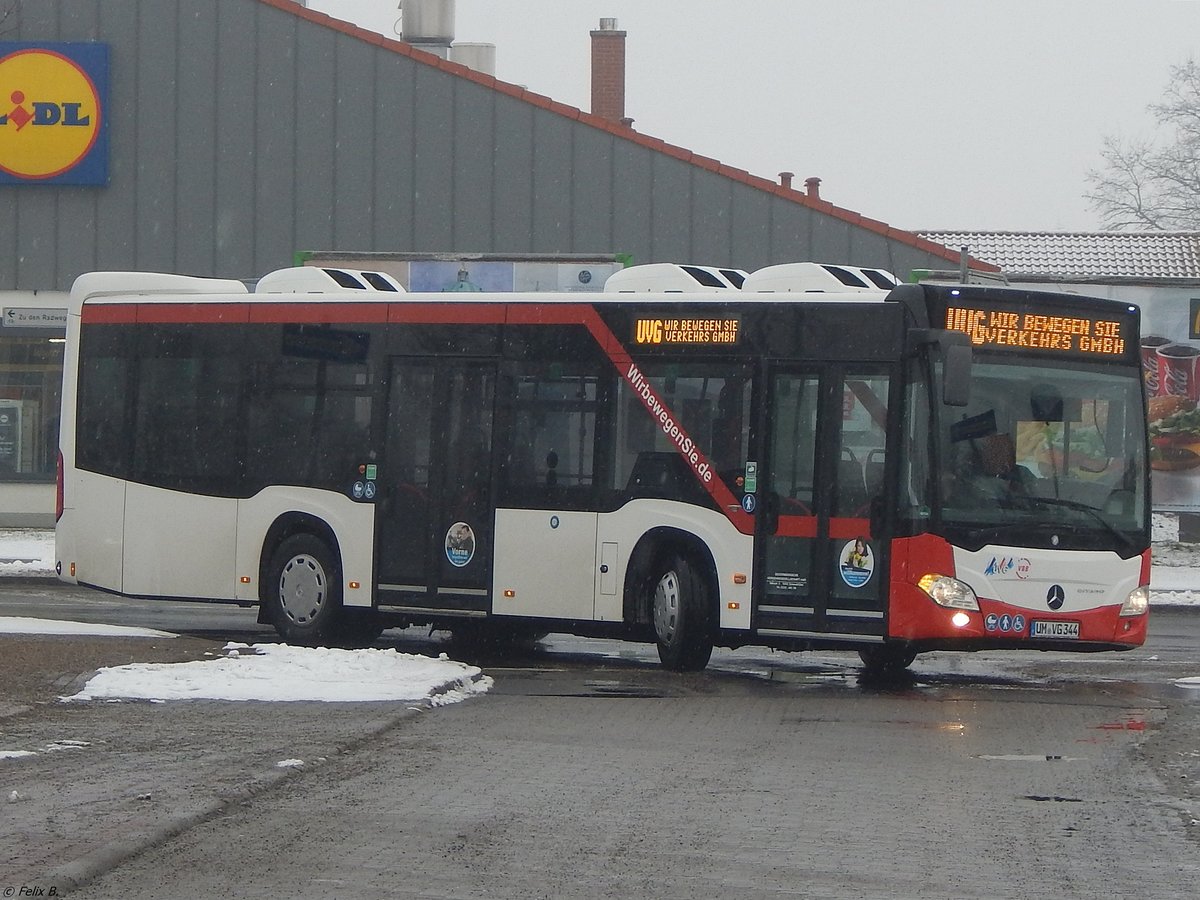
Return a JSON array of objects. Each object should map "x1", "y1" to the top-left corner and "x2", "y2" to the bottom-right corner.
[{"x1": 0, "y1": 330, "x2": 65, "y2": 481}]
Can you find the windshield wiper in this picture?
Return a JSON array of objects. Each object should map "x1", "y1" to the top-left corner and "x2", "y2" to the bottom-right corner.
[
  {"x1": 1017, "y1": 495, "x2": 1137, "y2": 554},
  {"x1": 955, "y1": 497, "x2": 1137, "y2": 555},
  {"x1": 960, "y1": 521, "x2": 1039, "y2": 549}
]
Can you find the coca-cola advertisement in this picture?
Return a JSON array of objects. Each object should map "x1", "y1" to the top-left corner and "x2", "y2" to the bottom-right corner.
[
  {"x1": 1145, "y1": 327, "x2": 1200, "y2": 510},
  {"x1": 1124, "y1": 288, "x2": 1200, "y2": 511}
]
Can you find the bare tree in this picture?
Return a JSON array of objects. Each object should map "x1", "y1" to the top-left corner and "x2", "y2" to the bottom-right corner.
[{"x1": 1086, "y1": 59, "x2": 1200, "y2": 230}]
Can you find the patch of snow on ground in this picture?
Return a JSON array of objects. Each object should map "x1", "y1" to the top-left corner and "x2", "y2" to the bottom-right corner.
[
  {"x1": 65, "y1": 642, "x2": 493, "y2": 704},
  {"x1": 1152, "y1": 512, "x2": 1181, "y2": 543},
  {"x1": 0, "y1": 528, "x2": 57, "y2": 578},
  {"x1": 1148, "y1": 534, "x2": 1200, "y2": 604},
  {"x1": 0, "y1": 616, "x2": 175, "y2": 638},
  {"x1": 1, "y1": 740, "x2": 91, "y2": 762}
]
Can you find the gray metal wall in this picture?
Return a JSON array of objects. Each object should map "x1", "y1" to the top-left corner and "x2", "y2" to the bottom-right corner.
[{"x1": 1, "y1": 0, "x2": 957, "y2": 291}]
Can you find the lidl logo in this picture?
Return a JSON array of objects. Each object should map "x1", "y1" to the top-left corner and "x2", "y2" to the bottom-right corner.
[{"x1": 0, "y1": 42, "x2": 108, "y2": 185}]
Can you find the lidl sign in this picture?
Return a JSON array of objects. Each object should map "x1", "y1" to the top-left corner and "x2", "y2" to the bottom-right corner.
[{"x1": 0, "y1": 42, "x2": 109, "y2": 185}]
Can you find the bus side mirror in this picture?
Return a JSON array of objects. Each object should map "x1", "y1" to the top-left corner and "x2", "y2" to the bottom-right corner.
[
  {"x1": 909, "y1": 328, "x2": 972, "y2": 407},
  {"x1": 943, "y1": 343, "x2": 972, "y2": 407}
]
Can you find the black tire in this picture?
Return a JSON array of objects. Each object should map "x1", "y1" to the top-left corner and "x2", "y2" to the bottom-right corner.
[
  {"x1": 651, "y1": 554, "x2": 714, "y2": 672},
  {"x1": 264, "y1": 533, "x2": 344, "y2": 645},
  {"x1": 858, "y1": 644, "x2": 917, "y2": 675}
]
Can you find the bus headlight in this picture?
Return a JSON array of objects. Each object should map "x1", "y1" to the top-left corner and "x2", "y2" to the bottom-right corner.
[
  {"x1": 1119, "y1": 585, "x2": 1149, "y2": 617},
  {"x1": 918, "y1": 573, "x2": 979, "y2": 611}
]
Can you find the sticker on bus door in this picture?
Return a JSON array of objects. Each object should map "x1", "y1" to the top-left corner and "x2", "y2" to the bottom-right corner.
[
  {"x1": 445, "y1": 522, "x2": 476, "y2": 567},
  {"x1": 838, "y1": 537, "x2": 874, "y2": 588}
]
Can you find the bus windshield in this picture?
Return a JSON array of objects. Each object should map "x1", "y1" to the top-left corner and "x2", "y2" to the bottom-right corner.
[{"x1": 929, "y1": 358, "x2": 1148, "y2": 552}]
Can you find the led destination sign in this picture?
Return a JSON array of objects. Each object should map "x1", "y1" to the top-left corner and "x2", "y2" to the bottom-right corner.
[
  {"x1": 634, "y1": 317, "x2": 740, "y2": 345},
  {"x1": 946, "y1": 307, "x2": 1129, "y2": 357}
]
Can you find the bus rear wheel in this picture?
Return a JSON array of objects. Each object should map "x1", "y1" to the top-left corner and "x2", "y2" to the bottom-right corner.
[
  {"x1": 266, "y1": 533, "x2": 345, "y2": 645},
  {"x1": 651, "y1": 554, "x2": 714, "y2": 672}
]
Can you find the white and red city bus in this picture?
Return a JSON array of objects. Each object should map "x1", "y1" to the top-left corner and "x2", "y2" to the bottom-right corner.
[{"x1": 55, "y1": 264, "x2": 1151, "y2": 672}]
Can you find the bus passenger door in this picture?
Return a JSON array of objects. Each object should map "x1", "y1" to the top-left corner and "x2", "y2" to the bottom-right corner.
[
  {"x1": 376, "y1": 359, "x2": 496, "y2": 615},
  {"x1": 757, "y1": 367, "x2": 890, "y2": 640}
]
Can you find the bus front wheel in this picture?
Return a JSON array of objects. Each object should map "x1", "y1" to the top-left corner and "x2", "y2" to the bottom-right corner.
[
  {"x1": 651, "y1": 554, "x2": 714, "y2": 672},
  {"x1": 266, "y1": 533, "x2": 344, "y2": 645}
]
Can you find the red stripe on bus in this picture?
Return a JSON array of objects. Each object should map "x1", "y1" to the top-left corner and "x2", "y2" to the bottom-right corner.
[
  {"x1": 136, "y1": 303, "x2": 251, "y2": 324},
  {"x1": 248, "y1": 302, "x2": 390, "y2": 324},
  {"x1": 773, "y1": 517, "x2": 871, "y2": 539},
  {"x1": 506, "y1": 304, "x2": 598, "y2": 326},
  {"x1": 81, "y1": 304, "x2": 138, "y2": 324},
  {"x1": 388, "y1": 304, "x2": 507, "y2": 325},
  {"x1": 82, "y1": 303, "x2": 253, "y2": 324},
  {"x1": 84, "y1": 300, "x2": 599, "y2": 328},
  {"x1": 775, "y1": 516, "x2": 818, "y2": 538},
  {"x1": 829, "y1": 518, "x2": 872, "y2": 539}
]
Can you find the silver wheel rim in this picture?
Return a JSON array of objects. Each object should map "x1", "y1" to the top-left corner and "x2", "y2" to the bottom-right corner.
[
  {"x1": 653, "y1": 570, "x2": 681, "y2": 643},
  {"x1": 278, "y1": 553, "x2": 326, "y2": 626}
]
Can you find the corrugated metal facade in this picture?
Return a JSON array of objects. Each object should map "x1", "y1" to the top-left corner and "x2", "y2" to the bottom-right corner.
[{"x1": 1, "y1": 0, "x2": 964, "y2": 290}]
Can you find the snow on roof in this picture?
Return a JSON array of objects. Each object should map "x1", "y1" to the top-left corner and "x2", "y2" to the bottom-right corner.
[{"x1": 918, "y1": 230, "x2": 1200, "y2": 279}]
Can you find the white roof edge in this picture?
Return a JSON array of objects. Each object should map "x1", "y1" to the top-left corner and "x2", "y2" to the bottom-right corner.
[{"x1": 69, "y1": 272, "x2": 248, "y2": 311}]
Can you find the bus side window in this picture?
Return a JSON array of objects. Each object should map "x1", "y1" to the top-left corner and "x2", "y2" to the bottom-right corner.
[
  {"x1": 838, "y1": 375, "x2": 889, "y2": 517},
  {"x1": 498, "y1": 369, "x2": 599, "y2": 504},
  {"x1": 78, "y1": 349, "x2": 133, "y2": 479},
  {"x1": 614, "y1": 367, "x2": 750, "y2": 507},
  {"x1": 769, "y1": 374, "x2": 818, "y2": 515}
]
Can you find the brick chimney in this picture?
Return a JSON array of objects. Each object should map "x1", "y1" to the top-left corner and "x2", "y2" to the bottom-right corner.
[
  {"x1": 590, "y1": 18, "x2": 626, "y2": 123},
  {"x1": 779, "y1": 171, "x2": 794, "y2": 190},
  {"x1": 804, "y1": 176, "x2": 822, "y2": 200}
]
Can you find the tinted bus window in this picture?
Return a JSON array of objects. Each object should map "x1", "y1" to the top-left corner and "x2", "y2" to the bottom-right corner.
[
  {"x1": 131, "y1": 325, "x2": 244, "y2": 494},
  {"x1": 501, "y1": 368, "x2": 601, "y2": 499},
  {"x1": 77, "y1": 327, "x2": 133, "y2": 479}
]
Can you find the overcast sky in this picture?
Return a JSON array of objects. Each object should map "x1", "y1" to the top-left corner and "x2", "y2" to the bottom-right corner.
[{"x1": 308, "y1": 1, "x2": 1200, "y2": 233}]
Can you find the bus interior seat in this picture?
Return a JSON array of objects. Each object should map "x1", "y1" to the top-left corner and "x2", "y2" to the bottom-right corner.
[
  {"x1": 782, "y1": 489, "x2": 813, "y2": 516},
  {"x1": 627, "y1": 451, "x2": 708, "y2": 504},
  {"x1": 864, "y1": 449, "x2": 886, "y2": 496},
  {"x1": 838, "y1": 451, "x2": 869, "y2": 515}
]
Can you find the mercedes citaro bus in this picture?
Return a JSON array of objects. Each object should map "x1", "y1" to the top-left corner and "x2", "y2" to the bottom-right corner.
[{"x1": 56, "y1": 263, "x2": 1150, "y2": 672}]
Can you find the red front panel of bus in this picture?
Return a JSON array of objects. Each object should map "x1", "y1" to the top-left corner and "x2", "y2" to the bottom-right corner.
[{"x1": 887, "y1": 534, "x2": 1148, "y2": 647}]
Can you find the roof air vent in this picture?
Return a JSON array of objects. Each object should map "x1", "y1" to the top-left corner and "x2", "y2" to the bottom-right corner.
[{"x1": 254, "y1": 267, "x2": 405, "y2": 293}]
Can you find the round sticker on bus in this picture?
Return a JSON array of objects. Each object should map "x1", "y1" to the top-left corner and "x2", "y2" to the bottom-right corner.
[
  {"x1": 445, "y1": 522, "x2": 476, "y2": 568},
  {"x1": 838, "y1": 537, "x2": 874, "y2": 588}
]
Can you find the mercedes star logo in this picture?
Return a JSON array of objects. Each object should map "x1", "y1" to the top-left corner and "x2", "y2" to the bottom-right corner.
[{"x1": 1046, "y1": 584, "x2": 1066, "y2": 610}]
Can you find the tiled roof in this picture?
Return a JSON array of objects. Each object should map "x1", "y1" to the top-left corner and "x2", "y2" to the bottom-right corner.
[
  {"x1": 918, "y1": 230, "x2": 1200, "y2": 279},
  {"x1": 260, "y1": 0, "x2": 984, "y2": 271}
]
